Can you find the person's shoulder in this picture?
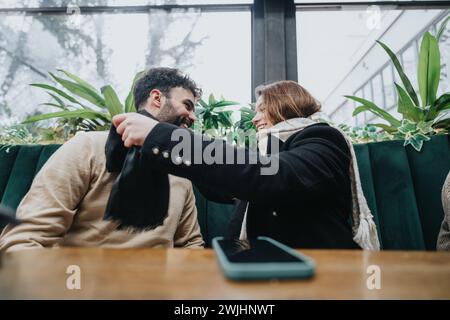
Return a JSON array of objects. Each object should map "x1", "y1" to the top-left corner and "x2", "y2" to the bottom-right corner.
[
  {"x1": 295, "y1": 123, "x2": 344, "y2": 140},
  {"x1": 65, "y1": 130, "x2": 109, "y2": 150},
  {"x1": 73, "y1": 130, "x2": 109, "y2": 143},
  {"x1": 290, "y1": 123, "x2": 349, "y2": 152},
  {"x1": 55, "y1": 131, "x2": 110, "y2": 163}
]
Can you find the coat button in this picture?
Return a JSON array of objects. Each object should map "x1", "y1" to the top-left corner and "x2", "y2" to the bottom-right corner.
[
  {"x1": 152, "y1": 147, "x2": 159, "y2": 155},
  {"x1": 174, "y1": 156, "x2": 183, "y2": 165},
  {"x1": 162, "y1": 151, "x2": 169, "y2": 159}
]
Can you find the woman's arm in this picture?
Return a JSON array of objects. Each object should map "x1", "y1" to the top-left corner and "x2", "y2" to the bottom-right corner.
[
  {"x1": 141, "y1": 122, "x2": 345, "y2": 204},
  {"x1": 194, "y1": 183, "x2": 236, "y2": 204}
]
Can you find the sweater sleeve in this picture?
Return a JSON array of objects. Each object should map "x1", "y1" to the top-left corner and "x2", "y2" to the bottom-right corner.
[
  {"x1": 141, "y1": 122, "x2": 347, "y2": 204},
  {"x1": 0, "y1": 132, "x2": 93, "y2": 252},
  {"x1": 173, "y1": 182, "x2": 205, "y2": 248}
]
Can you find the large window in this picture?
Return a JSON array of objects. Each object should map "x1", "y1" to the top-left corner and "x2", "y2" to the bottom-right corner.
[
  {"x1": 0, "y1": 0, "x2": 254, "y2": 8},
  {"x1": 1, "y1": 1, "x2": 449, "y2": 126},
  {"x1": 0, "y1": 1, "x2": 251, "y2": 122},
  {"x1": 296, "y1": 4, "x2": 450, "y2": 125}
]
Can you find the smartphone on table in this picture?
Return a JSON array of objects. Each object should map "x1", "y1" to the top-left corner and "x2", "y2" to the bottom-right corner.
[{"x1": 212, "y1": 236, "x2": 315, "y2": 281}]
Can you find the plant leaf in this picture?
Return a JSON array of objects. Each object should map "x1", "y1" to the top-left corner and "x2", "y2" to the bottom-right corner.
[
  {"x1": 30, "y1": 83, "x2": 88, "y2": 109},
  {"x1": 395, "y1": 83, "x2": 423, "y2": 122},
  {"x1": 208, "y1": 94, "x2": 216, "y2": 106},
  {"x1": 427, "y1": 93, "x2": 450, "y2": 120},
  {"x1": 376, "y1": 40, "x2": 420, "y2": 106},
  {"x1": 57, "y1": 69, "x2": 99, "y2": 94},
  {"x1": 214, "y1": 100, "x2": 239, "y2": 108},
  {"x1": 47, "y1": 92, "x2": 66, "y2": 108},
  {"x1": 198, "y1": 99, "x2": 209, "y2": 109},
  {"x1": 124, "y1": 93, "x2": 136, "y2": 113},
  {"x1": 404, "y1": 132, "x2": 430, "y2": 152},
  {"x1": 418, "y1": 32, "x2": 440, "y2": 107},
  {"x1": 101, "y1": 85, "x2": 124, "y2": 117},
  {"x1": 398, "y1": 119, "x2": 417, "y2": 134},
  {"x1": 49, "y1": 72, "x2": 105, "y2": 108},
  {"x1": 23, "y1": 109, "x2": 110, "y2": 124},
  {"x1": 416, "y1": 121, "x2": 434, "y2": 134},
  {"x1": 346, "y1": 95, "x2": 401, "y2": 127},
  {"x1": 352, "y1": 105, "x2": 370, "y2": 117},
  {"x1": 125, "y1": 70, "x2": 145, "y2": 113},
  {"x1": 371, "y1": 123, "x2": 397, "y2": 133},
  {"x1": 39, "y1": 102, "x2": 67, "y2": 110},
  {"x1": 433, "y1": 115, "x2": 450, "y2": 129}
]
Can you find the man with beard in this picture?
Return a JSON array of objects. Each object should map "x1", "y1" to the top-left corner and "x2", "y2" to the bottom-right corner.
[{"x1": 0, "y1": 67, "x2": 205, "y2": 252}]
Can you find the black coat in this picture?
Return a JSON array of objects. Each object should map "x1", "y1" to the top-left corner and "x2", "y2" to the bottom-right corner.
[{"x1": 142, "y1": 122, "x2": 359, "y2": 249}]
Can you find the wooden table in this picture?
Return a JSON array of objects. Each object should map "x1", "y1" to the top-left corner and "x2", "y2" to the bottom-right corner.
[{"x1": 0, "y1": 248, "x2": 449, "y2": 299}]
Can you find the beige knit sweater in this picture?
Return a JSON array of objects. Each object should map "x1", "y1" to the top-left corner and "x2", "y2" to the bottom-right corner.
[{"x1": 0, "y1": 131, "x2": 204, "y2": 252}]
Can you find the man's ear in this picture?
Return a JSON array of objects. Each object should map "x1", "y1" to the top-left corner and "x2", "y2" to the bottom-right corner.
[{"x1": 149, "y1": 89, "x2": 162, "y2": 109}]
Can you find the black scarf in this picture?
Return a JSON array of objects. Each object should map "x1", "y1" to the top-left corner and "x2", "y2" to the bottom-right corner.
[{"x1": 103, "y1": 110, "x2": 170, "y2": 230}]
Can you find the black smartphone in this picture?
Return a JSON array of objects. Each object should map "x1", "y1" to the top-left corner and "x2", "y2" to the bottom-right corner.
[{"x1": 212, "y1": 236, "x2": 315, "y2": 280}]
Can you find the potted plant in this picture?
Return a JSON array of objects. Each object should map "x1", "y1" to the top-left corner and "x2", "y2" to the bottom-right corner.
[
  {"x1": 345, "y1": 16, "x2": 450, "y2": 151},
  {"x1": 23, "y1": 70, "x2": 144, "y2": 139}
]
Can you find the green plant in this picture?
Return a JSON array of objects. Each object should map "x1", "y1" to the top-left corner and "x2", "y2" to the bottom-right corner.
[
  {"x1": 345, "y1": 16, "x2": 450, "y2": 151},
  {"x1": 235, "y1": 104, "x2": 256, "y2": 132},
  {"x1": 228, "y1": 104, "x2": 257, "y2": 147},
  {"x1": 0, "y1": 124, "x2": 40, "y2": 151},
  {"x1": 338, "y1": 123, "x2": 392, "y2": 144},
  {"x1": 24, "y1": 69, "x2": 144, "y2": 135},
  {"x1": 0, "y1": 121, "x2": 80, "y2": 148},
  {"x1": 194, "y1": 94, "x2": 238, "y2": 136},
  {"x1": 23, "y1": 67, "x2": 246, "y2": 143}
]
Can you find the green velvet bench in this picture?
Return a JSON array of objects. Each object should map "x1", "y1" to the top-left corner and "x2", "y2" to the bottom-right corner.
[{"x1": 1, "y1": 135, "x2": 449, "y2": 250}]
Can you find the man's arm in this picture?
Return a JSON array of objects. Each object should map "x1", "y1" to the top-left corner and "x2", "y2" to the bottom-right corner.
[
  {"x1": 173, "y1": 183, "x2": 205, "y2": 248},
  {"x1": 0, "y1": 132, "x2": 93, "y2": 252}
]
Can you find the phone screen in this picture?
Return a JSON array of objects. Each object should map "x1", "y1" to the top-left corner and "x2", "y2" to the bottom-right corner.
[{"x1": 217, "y1": 238, "x2": 306, "y2": 263}]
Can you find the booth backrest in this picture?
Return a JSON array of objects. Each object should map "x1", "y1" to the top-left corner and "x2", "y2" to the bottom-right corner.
[{"x1": 1, "y1": 135, "x2": 449, "y2": 250}]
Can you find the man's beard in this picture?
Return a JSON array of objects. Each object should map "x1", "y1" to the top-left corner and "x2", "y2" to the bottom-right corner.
[{"x1": 158, "y1": 99, "x2": 193, "y2": 128}]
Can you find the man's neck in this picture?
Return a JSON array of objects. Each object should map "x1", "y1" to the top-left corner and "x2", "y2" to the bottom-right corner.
[{"x1": 141, "y1": 107, "x2": 159, "y2": 121}]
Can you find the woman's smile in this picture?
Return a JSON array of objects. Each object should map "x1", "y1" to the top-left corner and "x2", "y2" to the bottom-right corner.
[{"x1": 256, "y1": 123, "x2": 268, "y2": 130}]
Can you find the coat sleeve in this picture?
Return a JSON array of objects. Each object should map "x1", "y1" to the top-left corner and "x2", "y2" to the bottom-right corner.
[
  {"x1": 141, "y1": 122, "x2": 348, "y2": 205},
  {"x1": 0, "y1": 132, "x2": 93, "y2": 252},
  {"x1": 194, "y1": 182, "x2": 236, "y2": 204}
]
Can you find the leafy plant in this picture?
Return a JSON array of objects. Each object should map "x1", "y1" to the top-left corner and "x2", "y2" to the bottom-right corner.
[
  {"x1": 228, "y1": 104, "x2": 257, "y2": 148},
  {"x1": 0, "y1": 124, "x2": 40, "y2": 149},
  {"x1": 235, "y1": 104, "x2": 256, "y2": 132},
  {"x1": 0, "y1": 120, "x2": 80, "y2": 150},
  {"x1": 194, "y1": 94, "x2": 238, "y2": 136},
  {"x1": 338, "y1": 123, "x2": 392, "y2": 144},
  {"x1": 345, "y1": 16, "x2": 450, "y2": 151},
  {"x1": 24, "y1": 69, "x2": 144, "y2": 135}
]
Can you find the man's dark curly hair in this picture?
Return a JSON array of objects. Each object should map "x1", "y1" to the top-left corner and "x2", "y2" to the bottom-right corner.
[{"x1": 133, "y1": 67, "x2": 202, "y2": 109}]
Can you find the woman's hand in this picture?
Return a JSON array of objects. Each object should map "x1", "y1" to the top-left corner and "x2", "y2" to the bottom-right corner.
[{"x1": 112, "y1": 113, "x2": 159, "y2": 148}]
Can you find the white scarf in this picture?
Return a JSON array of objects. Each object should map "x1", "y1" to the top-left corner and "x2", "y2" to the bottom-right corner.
[{"x1": 239, "y1": 112, "x2": 381, "y2": 251}]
